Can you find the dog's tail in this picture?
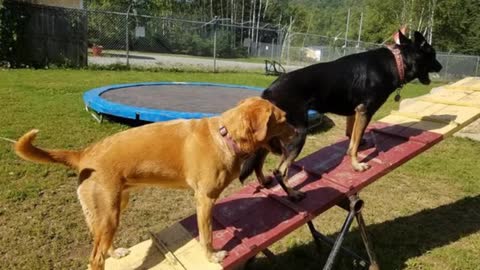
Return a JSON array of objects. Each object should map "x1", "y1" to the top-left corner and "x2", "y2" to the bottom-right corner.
[{"x1": 14, "y1": 129, "x2": 82, "y2": 170}]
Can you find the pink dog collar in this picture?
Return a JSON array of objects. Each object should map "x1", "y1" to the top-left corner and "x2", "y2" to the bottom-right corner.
[
  {"x1": 219, "y1": 126, "x2": 242, "y2": 155},
  {"x1": 387, "y1": 45, "x2": 405, "y2": 84}
]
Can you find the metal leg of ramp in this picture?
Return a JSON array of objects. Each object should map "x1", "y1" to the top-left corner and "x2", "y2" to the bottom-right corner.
[{"x1": 307, "y1": 194, "x2": 379, "y2": 270}]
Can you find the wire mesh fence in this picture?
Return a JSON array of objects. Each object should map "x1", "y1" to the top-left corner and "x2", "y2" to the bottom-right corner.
[
  {"x1": 1, "y1": 2, "x2": 479, "y2": 79},
  {"x1": 87, "y1": 9, "x2": 479, "y2": 79}
]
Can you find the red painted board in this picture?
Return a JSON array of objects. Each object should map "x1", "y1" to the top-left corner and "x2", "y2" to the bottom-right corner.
[{"x1": 175, "y1": 123, "x2": 443, "y2": 270}]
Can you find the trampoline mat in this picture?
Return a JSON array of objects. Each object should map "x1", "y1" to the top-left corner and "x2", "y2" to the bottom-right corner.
[{"x1": 100, "y1": 85, "x2": 261, "y2": 114}]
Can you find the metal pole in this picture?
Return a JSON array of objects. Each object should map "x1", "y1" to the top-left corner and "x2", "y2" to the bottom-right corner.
[
  {"x1": 475, "y1": 56, "x2": 480, "y2": 77},
  {"x1": 323, "y1": 195, "x2": 363, "y2": 270},
  {"x1": 444, "y1": 51, "x2": 451, "y2": 80},
  {"x1": 322, "y1": 206, "x2": 356, "y2": 270},
  {"x1": 307, "y1": 221, "x2": 368, "y2": 267},
  {"x1": 357, "y1": 12, "x2": 363, "y2": 48},
  {"x1": 213, "y1": 16, "x2": 218, "y2": 73},
  {"x1": 271, "y1": 38, "x2": 275, "y2": 60},
  {"x1": 126, "y1": 4, "x2": 132, "y2": 68},
  {"x1": 356, "y1": 212, "x2": 380, "y2": 270},
  {"x1": 286, "y1": 33, "x2": 291, "y2": 66},
  {"x1": 344, "y1": 8, "x2": 350, "y2": 56}
]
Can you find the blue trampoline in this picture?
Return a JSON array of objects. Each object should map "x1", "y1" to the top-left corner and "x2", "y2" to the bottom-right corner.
[{"x1": 83, "y1": 82, "x2": 320, "y2": 123}]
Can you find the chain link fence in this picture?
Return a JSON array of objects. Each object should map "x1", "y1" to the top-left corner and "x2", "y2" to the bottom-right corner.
[
  {"x1": 1, "y1": 2, "x2": 479, "y2": 79},
  {"x1": 87, "y1": 9, "x2": 480, "y2": 80},
  {"x1": 87, "y1": 9, "x2": 283, "y2": 71}
]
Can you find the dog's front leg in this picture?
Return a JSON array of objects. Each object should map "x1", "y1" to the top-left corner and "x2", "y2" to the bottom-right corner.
[
  {"x1": 346, "y1": 115, "x2": 355, "y2": 137},
  {"x1": 195, "y1": 193, "x2": 228, "y2": 263},
  {"x1": 347, "y1": 114, "x2": 368, "y2": 146},
  {"x1": 275, "y1": 127, "x2": 308, "y2": 201},
  {"x1": 347, "y1": 104, "x2": 371, "y2": 172},
  {"x1": 252, "y1": 148, "x2": 272, "y2": 186}
]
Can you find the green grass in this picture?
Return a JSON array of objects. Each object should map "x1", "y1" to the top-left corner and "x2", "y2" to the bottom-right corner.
[{"x1": 0, "y1": 69, "x2": 479, "y2": 270}]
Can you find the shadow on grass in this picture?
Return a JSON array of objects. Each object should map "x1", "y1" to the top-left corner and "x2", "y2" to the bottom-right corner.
[{"x1": 247, "y1": 195, "x2": 480, "y2": 270}]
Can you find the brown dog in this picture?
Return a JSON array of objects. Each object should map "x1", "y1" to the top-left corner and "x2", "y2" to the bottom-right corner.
[{"x1": 13, "y1": 97, "x2": 295, "y2": 270}]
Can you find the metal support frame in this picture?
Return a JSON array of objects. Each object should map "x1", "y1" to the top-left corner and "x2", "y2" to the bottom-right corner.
[
  {"x1": 307, "y1": 194, "x2": 379, "y2": 270},
  {"x1": 85, "y1": 106, "x2": 103, "y2": 123}
]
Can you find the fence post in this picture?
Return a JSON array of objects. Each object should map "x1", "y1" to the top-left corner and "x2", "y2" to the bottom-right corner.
[
  {"x1": 444, "y1": 51, "x2": 451, "y2": 80},
  {"x1": 125, "y1": 4, "x2": 132, "y2": 67},
  {"x1": 213, "y1": 16, "x2": 218, "y2": 73},
  {"x1": 271, "y1": 38, "x2": 275, "y2": 61},
  {"x1": 286, "y1": 33, "x2": 291, "y2": 66},
  {"x1": 476, "y1": 56, "x2": 480, "y2": 77}
]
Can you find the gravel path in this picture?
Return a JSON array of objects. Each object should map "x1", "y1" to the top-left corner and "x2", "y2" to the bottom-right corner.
[{"x1": 88, "y1": 52, "x2": 302, "y2": 72}]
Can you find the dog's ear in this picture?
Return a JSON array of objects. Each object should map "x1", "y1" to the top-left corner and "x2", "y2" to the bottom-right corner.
[
  {"x1": 413, "y1": 31, "x2": 427, "y2": 48},
  {"x1": 395, "y1": 30, "x2": 410, "y2": 45},
  {"x1": 247, "y1": 105, "x2": 273, "y2": 142}
]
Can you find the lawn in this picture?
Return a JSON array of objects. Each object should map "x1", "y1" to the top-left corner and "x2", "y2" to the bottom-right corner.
[{"x1": 0, "y1": 69, "x2": 479, "y2": 270}]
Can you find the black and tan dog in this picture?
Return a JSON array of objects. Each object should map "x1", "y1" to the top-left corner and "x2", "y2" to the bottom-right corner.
[{"x1": 240, "y1": 31, "x2": 442, "y2": 200}]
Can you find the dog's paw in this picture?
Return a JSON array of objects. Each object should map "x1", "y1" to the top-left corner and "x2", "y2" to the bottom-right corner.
[
  {"x1": 210, "y1": 250, "x2": 228, "y2": 263},
  {"x1": 288, "y1": 189, "x2": 306, "y2": 202},
  {"x1": 260, "y1": 175, "x2": 274, "y2": 187},
  {"x1": 353, "y1": 162, "x2": 371, "y2": 172},
  {"x1": 109, "y1": 247, "x2": 130, "y2": 259}
]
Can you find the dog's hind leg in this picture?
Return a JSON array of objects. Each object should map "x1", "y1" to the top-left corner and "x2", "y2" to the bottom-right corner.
[
  {"x1": 78, "y1": 175, "x2": 125, "y2": 270},
  {"x1": 347, "y1": 104, "x2": 372, "y2": 172},
  {"x1": 108, "y1": 191, "x2": 131, "y2": 259}
]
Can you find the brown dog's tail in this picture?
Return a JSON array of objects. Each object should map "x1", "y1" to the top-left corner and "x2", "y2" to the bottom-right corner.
[{"x1": 14, "y1": 129, "x2": 82, "y2": 170}]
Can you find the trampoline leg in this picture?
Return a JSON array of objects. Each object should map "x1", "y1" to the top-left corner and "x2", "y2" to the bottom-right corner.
[{"x1": 85, "y1": 106, "x2": 103, "y2": 124}]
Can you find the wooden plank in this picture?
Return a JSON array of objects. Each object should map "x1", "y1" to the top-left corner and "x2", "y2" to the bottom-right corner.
[
  {"x1": 152, "y1": 223, "x2": 223, "y2": 270},
  {"x1": 376, "y1": 114, "x2": 418, "y2": 127},
  {"x1": 444, "y1": 77, "x2": 480, "y2": 91},
  {"x1": 105, "y1": 239, "x2": 180, "y2": 270},
  {"x1": 398, "y1": 100, "x2": 448, "y2": 116}
]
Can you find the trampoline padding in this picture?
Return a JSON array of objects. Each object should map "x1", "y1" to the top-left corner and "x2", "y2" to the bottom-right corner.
[{"x1": 84, "y1": 82, "x2": 320, "y2": 123}]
